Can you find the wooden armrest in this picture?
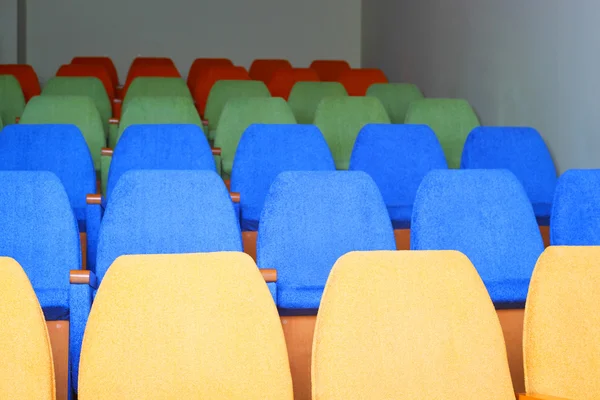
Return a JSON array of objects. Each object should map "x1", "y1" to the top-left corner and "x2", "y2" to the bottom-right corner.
[
  {"x1": 70, "y1": 270, "x2": 98, "y2": 288},
  {"x1": 202, "y1": 119, "x2": 209, "y2": 126},
  {"x1": 101, "y1": 148, "x2": 113, "y2": 156},
  {"x1": 86, "y1": 194, "x2": 102, "y2": 205},
  {"x1": 112, "y1": 98, "x2": 122, "y2": 104},
  {"x1": 224, "y1": 179, "x2": 231, "y2": 191},
  {"x1": 519, "y1": 394, "x2": 571, "y2": 400},
  {"x1": 211, "y1": 147, "x2": 222, "y2": 156},
  {"x1": 15, "y1": 117, "x2": 20, "y2": 123},
  {"x1": 109, "y1": 118, "x2": 119, "y2": 124},
  {"x1": 260, "y1": 269, "x2": 277, "y2": 283},
  {"x1": 230, "y1": 192, "x2": 240, "y2": 203}
]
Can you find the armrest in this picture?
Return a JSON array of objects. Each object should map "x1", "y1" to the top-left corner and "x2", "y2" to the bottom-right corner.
[
  {"x1": 230, "y1": 192, "x2": 240, "y2": 203},
  {"x1": 224, "y1": 179, "x2": 231, "y2": 191},
  {"x1": 112, "y1": 98, "x2": 122, "y2": 104},
  {"x1": 202, "y1": 119, "x2": 209, "y2": 126},
  {"x1": 86, "y1": 194, "x2": 103, "y2": 205},
  {"x1": 70, "y1": 270, "x2": 98, "y2": 289},
  {"x1": 212, "y1": 147, "x2": 222, "y2": 156},
  {"x1": 519, "y1": 394, "x2": 571, "y2": 400},
  {"x1": 15, "y1": 117, "x2": 20, "y2": 123},
  {"x1": 260, "y1": 269, "x2": 277, "y2": 283},
  {"x1": 101, "y1": 147, "x2": 113, "y2": 157},
  {"x1": 109, "y1": 117, "x2": 119, "y2": 124}
]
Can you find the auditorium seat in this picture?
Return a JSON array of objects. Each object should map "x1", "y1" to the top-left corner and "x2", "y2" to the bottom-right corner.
[
  {"x1": 310, "y1": 60, "x2": 351, "y2": 81},
  {"x1": 70, "y1": 170, "x2": 242, "y2": 394},
  {"x1": 312, "y1": 251, "x2": 515, "y2": 400},
  {"x1": 314, "y1": 96, "x2": 389, "y2": 170},
  {"x1": 249, "y1": 59, "x2": 292, "y2": 83},
  {"x1": 0, "y1": 257, "x2": 56, "y2": 400},
  {"x1": 267, "y1": 68, "x2": 320, "y2": 100},
  {"x1": 71, "y1": 56, "x2": 119, "y2": 88},
  {"x1": 550, "y1": 169, "x2": 600, "y2": 245},
  {"x1": 405, "y1": 98, "x2": 480, "y2": 168},
  {"x1": 193, "y1": 66, "x2": 250, "y2": 116},
  {"x1": 0, "y1": 64, "x2": 40, "y2": 101},
  {"x1": 522, "y1": 246, "x2": 600, "y2": 400},
  {"x1": 366, "y1": 83, "x2": 424, "y2": 123},
  {"x1": 121, "y1": 77, "x2": 191, "y2": 111},
  {"x1": 122, "y1": 64, "x2": 181, "y2": 98},
  {"x1": 0, "y1": 75, "x2": 25, "y2": 126},
  {"x1": 20, "y1": 96, "x2": 106, "y2": 171},
  {"x1": 77, "y1": 253, "x2": 292, "y2": 400},
  {"x1": 57, "y1": 64, "x2": 115, "y2": 101},
  {"x1": 287, "y1": 81, "x2": 347, "y2": 124},
  {"x1": 337, "y1": 68, "x2": 387, "y2": 96},
  {"x1": 187, "y1": 57, "x2": 234, "y2": 90},
  {"x1": 349, "y1": 124, "x2": 447, "y2": 249},
  {"x1": 213, "y1": 97, "x2": 296, "y2": 178},
  {"x1": 128, "y1": 56, "x2": 175, "y2": 69}
]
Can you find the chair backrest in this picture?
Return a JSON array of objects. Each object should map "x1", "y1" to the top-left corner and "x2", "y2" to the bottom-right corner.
[
  {"x1": 122, "y1": 77, "x2": 191, "y2": 111},
  {"x1": 231, "y1": 124, "x2": 335, "y2": 230},
  {"x1": 249, "y1": 59, "x2": 292, "y2": 83},
  {"x1": 78, "y1": 253, "x2": 293, "y2": 400},
  {"x1": 405, "y1": 98, "x2": 480, "y2": 168},
  {"x1": 20, "y1": 96, "x2": 105, "y2": 171},
  {"x1": 0, "y1": 75, "x2": 26, "y2": 125},
  {"x1": 96, "y1": 170, "x2": 242, "y2": 282},
  {"x1": 349, "y1": 124, "x2": 447, "y2": 228},
  {"x1": 366, "y1": 83, "x2": 423, "y2": 123},
  {"x1": 57, "y1": 64, "x2": 115, "y2": 99},
  {"x1": 312, "y1": 250, "x2": 515, "y2": 400},
  {"x1": 462, "y1": 127, "x2": 557, "y2": 225},
  {"x1": 193, "y1": 66, "x2": 250, "y2": 116},
  {"x1": 0, "y1": 64, "x2": 40, "y2": 101},
  {"x1": 310, "y1": 60, "x2": 351, "y2": 81},
  {"x1": 337, "y1": 68, "x2": 388, "y2": 96},
  {"x1": 0, "y1": 257, "x2": 56, "y2": 400},
  {"x1": 214, "y1": 97, "x2": 296, "y2": 177},
  {"x1": 524, "y1": 246, "x2": 600, "y2": 399},
  {"x1": 122, "y1": 64, "x2": 181, "y2": 97},
  {"x1": 128, "y1": 56, "x2": 175, "y2": 69},
  {"x1": 287, "y1": 82, "x2": 348, "y2": 124},
  {"x1": 314, "y1": 96, "x2": 390, "y2": 170},
  {"x1": 187, "y1": 57, "x2": 234, "y2": 89},
  {"x1": 267, "y1": 68, "x2": 320, "y2": 100},
  {"x1": 550, "y1": 169, "x2": 600, "y2": 245},
  {"x1": 107, "y1": 124, "x2": 215, "y2": 198},
  {"x1": 411, "y1": 169, "x2": 544, "y2": 306},
  {"x1": 71, "y1": 56, "x2": 119, "y2": 87},
  {"x1": 257, "y1": 171, "x2": 396, "y2": 309}
]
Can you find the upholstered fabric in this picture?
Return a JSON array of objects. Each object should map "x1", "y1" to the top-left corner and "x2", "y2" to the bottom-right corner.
[
  {"x1": 405, "y1": 98, "x2": 480, "y2": 169},
  {"x1": 231, "y1": 124, "x2": 335, "y2": 231},
  {"x1": 411, "y1": 170, "x2": 544, "y2": 307},
  {"x1": 310, "y1": 60, "x2": 351, "y2": 81},
  {"x1": 462, "y1": 127, "x2": 557, "y2": 225},
  {"x1": 78, "y1": 253, "x2": 292, "y2": 399},
  {"x1": 0, "y1": 74, "x2": 25, "y2": 125},
  {"x1": 121, "y1": 77, "x2": 191, "y2": 111},
  {"x1": 550, "y1": 169, "x2": 600, "y2": 245},
  {"x1": 122, "y1": 63, "x2": 180, "y2": 97},
  {"x1": 19, "y1": 95, "x2": 105, "y2": 171},
  {"x1": 213, "y1": 97, "x2": 296, "y2": 178},
  {"x1": 258, "y1": 171, "x2": 395, "y2": 310},
  {"x1": 267, "y1": 68, "x2": 320, "y2": 100},
  {"x1": 0, "y1": 257, "x2": 55, "y2": 400},
  {"x1": 0, "y1": 64, "x2": 40, "y2": 101},
  {"x1": 366, "y1": 83, "x2": 424, "y2": 123},
  {"x1": 337, "y1": 68, "x2": 388, "y2": 96},
  {"x1": 287, "y1": 82, "x2": 348, "y2": 124},
  {"x1": 312, "y1": 250, "x2": 515, "y2": 400},
  {"x1": 187, "y1": 58, "x2": 234, "y2": 90},
  {"x1": 314, "y1": 96, "x2": 390, "y2": 170},
  {"x1": 57, "y1": 64, "x2": 115, "y2": 99},
  {"x1": 72, "y1": 56, "x2": 119, "y2": 87},
  {"x1": 193, "y1": 66, "x2": 249, "y2": 115},
  {"x1": 349, "y1": 124, "x2": 447, "y2": 229},
  {"x1": 249, "y1": 59, "x2": 292, "y2": 83},
  {"x1": 524, "y1": 246, "x2": 600, "y2": 399}
]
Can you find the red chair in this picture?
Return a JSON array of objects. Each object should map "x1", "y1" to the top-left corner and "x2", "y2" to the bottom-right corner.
[
  {"x1": 193, "y1": 66, "x2": 249, "y2": 116},
  {"x1": 71, "y1": 57, "x2": 119, "y2": 88},
  {"x1": 310, "y1": 60, "x2": 351, "y2": 81},
  {"x1": 0, "y1": 64, "x2": 40, "y2": 102},
  {"x1": 337, "y1": 68, "x2": 388, "y2": 96},
  {"x1": 122, "y1": 64, "x2": 181, "y2": 99},
  {"x1": 187, "y1": 58, "x2": 233, "y2": 90},
  {"x1": 57, "y1": 64, "x2": 115, "y2": 99},
  {"x1": 267, "y1": 68, "x2": 320, "y2": 100},
  {"x1": 249, "y1": 59, "x2": 292, "y2": 84}
]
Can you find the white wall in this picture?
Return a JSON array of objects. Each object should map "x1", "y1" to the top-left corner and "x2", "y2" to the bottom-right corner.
[
  {"x1": 0, "y1": 0, "x2": 18, "y2": 63},
  {"x1": 362, "y1": 0, "x2": 600, "y2": 173},
  {"x1": 26, "y1": 0, "x2": 362, "y2": 83}
]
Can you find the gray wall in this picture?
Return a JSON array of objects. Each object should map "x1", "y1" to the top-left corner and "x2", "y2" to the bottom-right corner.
[
  {"x1": 0, "y1": 0, "x2": 18, "y2": 63},
  {"x1": 362, "y1": 0, "x2": 600, "y2": 173}
]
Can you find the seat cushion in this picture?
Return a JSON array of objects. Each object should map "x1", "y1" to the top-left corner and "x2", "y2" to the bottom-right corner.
[
  {"x1": 533, "y1": 202, "x2": 551, "y2": 226},
  {"x1": 37, "y1": 287, "x2": 69, "y2": 320},
  {"x1": 388, "y1": 205, "x2": 413, "y2": 229}
]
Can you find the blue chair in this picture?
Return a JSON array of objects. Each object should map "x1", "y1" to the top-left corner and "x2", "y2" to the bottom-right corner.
[
  {"x1": 461, "y1": 127, "x2": 557, "y2": 225},
  {"x1": 550, "y1": 169, "x2": 600, "y2": 245},
  {"x1": 0, "y1": 124, "x2": 100, "y2": 269},
  {"x1": 69, "y1": 170, "x2": 242, "y2": 394},
  {"x1": 257, "y1": 171, "x2": 396, "y2": 312},
  {"x1": 411, "y1": 169, "x2": 544, "y2": 307}
]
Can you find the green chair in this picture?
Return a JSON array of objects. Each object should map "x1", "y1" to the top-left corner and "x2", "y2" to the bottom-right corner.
[
  {"x1": 204, "y1": 80, "x2": 271, "y2": 140},
  {"x1": 366, "y1": 83, "x2": 423, "y2": 123},
  {"x1": 288, "y1": 82, "x2": 347, "y2": 124},
  {"x1": 0, "y1": 75, "x2": 25, "y2": 126},
  {"x1": 405, "y1": 98, "x2": 480, "y2": 169},
  {"x1": 213, "y1": 97, "x2": 296, "y2": 178},
  {"x1": 20, "y1": 96, "x2": 105, "y2": 172},
  {"x1": 314, "y1": 97, "x2": 390, "y2": 170},
  {"x1": 42, "y1": 77, "x2": 111, "y2": 138},
  {"x1": 121, "y1": 77, "x2": 191, "y2": 112}
]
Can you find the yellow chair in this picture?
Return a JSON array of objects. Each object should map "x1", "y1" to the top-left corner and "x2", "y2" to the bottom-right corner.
[
  {"x1": 0, "y1": 257, "x2": 55, "y2": 399},
  {"x1": 78, "y1": 252, "x2": 292, "y2": 399},
  {"x1": 521, "y1": 246, "x2": 600, "y2": 400},
  {"x1": 312, "y1": 250, "x2": 515, "y2": 400}
]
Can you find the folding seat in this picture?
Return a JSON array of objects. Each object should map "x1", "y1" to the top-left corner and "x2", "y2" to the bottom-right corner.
[
  {"x1": 349, "y1": 124, "x2": 447, "y2": 249},
  {"x1": 550, "y1": 169, "x2": 600, "y2": 245},
  {"x1": 193, "y1": 66, "x2": 250, "y2": 116},
  {"x1": 0, "y1": 64, "x2": 40, "y2": 101},
  {"x1": 71, "y1": 56, "x2": 119, "y2": 88},
  {"x1": 213, "y1": 97, "x2": 296, "y2": 178},
  {"x1": 521, "y1": 246, "x2": 600, "y2": 400},
  {"x1": 0, "y1": 75, "x2": 25, "y2": 126},
  {"x1": 310, "y1": 60, "x2": 351, "y2": 81},
  {"x1": 0, "y1": 258, "x2": 56, "y2": 400},
  {"x1": 267, "y1": 68, "x2": 320, "y2": 100},
  {"x1": 314, "y1": 96, "x2": 390, "y2": 170},
  {"x1": 122, "y1": 64, "x2": 181, "y2": 98},
  {"x1": 337, "y1": 68, "x2": 388, "y2": 96},
  {"x1": 249, "y1": 59, "x2": 292, "y2": 83},
  {"x1": 77, "y1": 252, "x2": 292, "y2": 400},
  {"x1": 312, "y1": 251, "x2": 516, "y2": 400},
  {"x1": 120, "y1": 76, "x2": 191, "y2": 112},
  {"x1": 462, "y1": 127, "x2": 557, "y2": 246},
  {"x1": 405, "y1": 98, "x2": 480, "y2": 168},
  {"x1": 69, "y1": 170, "x2": 243, "y2": 394},
  {"x1": 57, "y1": 64, "x2": 115, "y2": 101},
  {"x1": 204, "y1": 80, "x2": 271, "y2": 140},
  {"x1": 19, "y1": 96, "x2": 106, "y2": 172},
  {"x1": 187, "y1": 57, "x2": 234, "y2": 90},
  {"x1": 287, "y1": 81, "x2": 347, "y2": 124},
  {"x1": 366, "y1": 83, "x2": 424, "y2": 123}
]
